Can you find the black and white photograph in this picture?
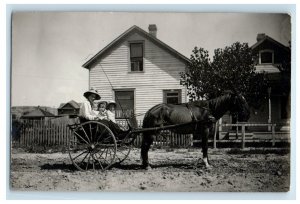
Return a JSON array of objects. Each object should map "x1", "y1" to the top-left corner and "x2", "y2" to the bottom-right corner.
[{"x1": 10, "y1": 11, "x2": 292, "y2": 193}]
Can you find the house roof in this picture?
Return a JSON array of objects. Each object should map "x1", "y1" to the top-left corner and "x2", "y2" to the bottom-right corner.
[
  {"x1": 58, "y1": 100, "x2": 80, "y2": 109},
  {"x1": 251, "y1": 34, "x2": 290, "y2": 52},
  {"x1": 82, "y1": 25, "x2": 190, "y2": 69},
  {"x1": 21, "y1": 107, "x2": 56, "y2": 118}
]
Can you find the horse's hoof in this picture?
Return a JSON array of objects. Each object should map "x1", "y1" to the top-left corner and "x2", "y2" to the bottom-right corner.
[
  {"x1": 142, "y1": 164, "x2": 152, "y2": 170},
  {"x1": 205, "y1": 164, "x2": 212, "y2": 170}
]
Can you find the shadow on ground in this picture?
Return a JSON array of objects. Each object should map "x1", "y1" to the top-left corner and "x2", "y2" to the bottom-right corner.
[{"x1": 40, "y1": 161, "x2": 204, "y2": 172}]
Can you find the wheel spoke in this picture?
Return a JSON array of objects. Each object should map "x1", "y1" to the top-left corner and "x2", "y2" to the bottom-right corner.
[
  {"x1": 95, "y1": 124, "x2": 100, "y2": 136},
  {"x1": 95, "y1": 151, "x2": 110, "y2": 165},
  {"x1": 92, "y1": 157, "x2": 95, "y2": 170},
  {"x1": 95, "y1": 159, "x2": 104, "y2": 170},
  {"x1": 96, "y1": 129, "x2": 108, "y2": 143},
  {"x1": 80, "y1": 125, "x2": 91, "y2": 143},
  {"x1": 72, "y1": 150, "x2": 88, "y2": 161},
  {"x1": 79, "y1": 151, "x2": 90, "y2": 164},
  {"x1": 86, "y1": 153, "x2": 92, "y2": 170},
  {"x1": 74, "y1": 131, "x2": 89, "y2": 144},
  {"x1": 102, "y1": 134, "x2": 114, "y2": 143},
  {"x1": 93, "y1": 152, "x2": 105, "y2": 170},
  {"x1": 89, "y1": 123, "x2": 93, "y2": 142}
]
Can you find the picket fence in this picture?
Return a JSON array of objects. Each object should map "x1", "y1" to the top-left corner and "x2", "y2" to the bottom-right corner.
[{"x1": 12, "y1": 118, "x2": 192, "y2": 148}]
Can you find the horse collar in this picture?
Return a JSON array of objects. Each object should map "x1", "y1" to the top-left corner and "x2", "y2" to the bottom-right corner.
[{"x1": 186, "y1": 103, "x2": 197, "y2": 122}]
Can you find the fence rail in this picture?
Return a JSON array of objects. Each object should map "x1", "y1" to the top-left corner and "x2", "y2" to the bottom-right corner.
[
  {"x1": 11, "y1": 119, "x2": 289, "y2": 149},
  {"x1": 217, "y1": 123, "x2": 277, "y2": 149},
  {"x1": 12, "y1": 119, "x2": 192, "y2": 148}
]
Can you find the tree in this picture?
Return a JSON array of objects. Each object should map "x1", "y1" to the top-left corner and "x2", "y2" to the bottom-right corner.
[{"x1": 180, "y1": 42, "x2": 268, "y2": 109}]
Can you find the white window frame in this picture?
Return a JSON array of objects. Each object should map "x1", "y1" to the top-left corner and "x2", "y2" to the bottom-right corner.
[
  {"x1": 113, "y1": 89, "x2": 135, "y2": 119},
  {"x1": 128, "y1": 41, "x2": 145, "y2": 73},
  {"x1": 259, "y1": 49, "x2": 274, "y2": 64},
  {"x1": 163, "y1": 89, "x2": 182, "y2": 104}
]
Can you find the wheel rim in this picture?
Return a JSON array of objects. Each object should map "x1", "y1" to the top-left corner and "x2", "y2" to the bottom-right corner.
[
  {"x1": 115, "y1": 138, "x2": 132, "y2": 164},
  {"x1": 68, "y1": 121, "x2": 117, "y2": 171}
]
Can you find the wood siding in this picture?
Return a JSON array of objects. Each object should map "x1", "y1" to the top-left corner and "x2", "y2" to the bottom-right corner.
[{"x1": 89, "y1": 32, "x2": 187, "y2": 120}]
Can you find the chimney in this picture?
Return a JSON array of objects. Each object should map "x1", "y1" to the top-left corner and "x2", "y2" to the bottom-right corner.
[
  {"x1": 256, "y1": 33, "x2": 266, "y2": 42},
  {"x1": 148, "y1": 24, "x2": 157, "y2": 38}
]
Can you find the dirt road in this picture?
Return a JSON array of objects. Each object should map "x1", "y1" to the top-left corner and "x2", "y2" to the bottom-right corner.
[{"x1": 10, "y1": 147, "x2": 290, "y2": 192}]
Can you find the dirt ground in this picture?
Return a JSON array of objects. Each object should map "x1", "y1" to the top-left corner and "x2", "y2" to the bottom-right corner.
[{"x1": 10, "y1": 147, "x2": 290, "y2": 192}]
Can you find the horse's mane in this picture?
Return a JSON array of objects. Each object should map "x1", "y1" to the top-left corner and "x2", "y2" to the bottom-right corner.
[
  {"x1": 207, "y1": 92, "x2": 234, "y2": 119},
  {"x1": 208, "y1": 93, "x2": 231, "y2": 109},
  {"x1": 189, "y1": 91, "x2": 233, "y2": 110}
]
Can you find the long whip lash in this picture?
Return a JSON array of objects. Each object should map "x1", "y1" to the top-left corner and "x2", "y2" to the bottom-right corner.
[{"x1": 99, "y1": 63, "x2": 130, "y2": 125}]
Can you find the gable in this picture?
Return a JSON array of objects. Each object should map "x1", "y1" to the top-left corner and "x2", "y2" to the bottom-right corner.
[
  {"x1": 251, "y1": 36, "x2": 290, "y2": 54},
  {"x1": 58, "y1": 100, "x2": 80, "y2": 110},
  {"x1": 251, "y1": 35, "x2": 291, "y2": 67},
  {"x1": 60, "y1": 103, "x2": 75, "y2": 109},
  {"x1": 82, "y1": 25, "x2": 190, "y2": 69}
]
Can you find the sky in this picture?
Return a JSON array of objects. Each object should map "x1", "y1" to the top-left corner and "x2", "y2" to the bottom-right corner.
[{"x1": 11, "y1": 12, "x2": 291, "y2": 108}]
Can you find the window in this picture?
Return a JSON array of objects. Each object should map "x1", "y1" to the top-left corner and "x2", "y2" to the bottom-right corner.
[
  {"x1": 114, "y1": 90, "x2": 134, "y2": 118},
  {"x1": 130, "y1": 43, "x2": 143, "y2": 71},
  {"x1": 259, "y1": 50, "x2": 274, "y2": 64},
  {"x1": 163, "y1": 90, "x2": 182, "y2": 104}
]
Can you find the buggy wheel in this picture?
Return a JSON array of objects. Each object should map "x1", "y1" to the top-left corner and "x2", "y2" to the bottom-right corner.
[
  {"x1": 68, "y1": 121, "x2": 117, "y2": 171},
  {"x1": 115, "y1": 137, "x2": 133, "y2": 164}
]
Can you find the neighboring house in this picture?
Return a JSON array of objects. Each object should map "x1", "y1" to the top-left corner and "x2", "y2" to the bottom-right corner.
[
  {"x1": 220, "y1": 33, "x2": 291, "y2": 131},
  {"x1": 57, "y1": 100, "x2": 81, "y2": 118},
  {"x1": 11, "y1": 106, "x2": 57, "y2": 120},
  {"x1": 20, "y1": 106, "x2": 57, "y2": 120},
  {"x1": 82, "y1": 24, "x2": 190, "y2": 120},
  {"x1": 250, "y1": 33, "x2": 291, "y2": 130}
]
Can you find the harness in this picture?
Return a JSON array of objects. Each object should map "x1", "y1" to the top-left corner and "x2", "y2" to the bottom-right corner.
[
  {"x1": 185, "y1": 103, "x2": 199, "y2": 132},
  {"x1": 186, "y1": 103, "x2": 198, "y2": 122},
  {"x1": 185, "y1": 103, "x2": 216, "y2": 131}
]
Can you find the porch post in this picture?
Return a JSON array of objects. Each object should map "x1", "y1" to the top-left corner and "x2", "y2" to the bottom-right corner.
[
  {"x1": 218, "y1": 118, "x2": 222, "y2": 132},
  {"x1": 268, "y1": 87, "x2": 272, "y2": 131}
]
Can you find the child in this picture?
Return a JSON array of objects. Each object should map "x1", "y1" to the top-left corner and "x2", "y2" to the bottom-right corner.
[
  {"x1": 97, "y1": 101, "x2": 108, "y2": 120},
  {"x1": 106, "y1": 101, "x2": 117, "y2": 123},
  {"x1": 106, "y1": 100, "x2": 128, "y2": 131}
]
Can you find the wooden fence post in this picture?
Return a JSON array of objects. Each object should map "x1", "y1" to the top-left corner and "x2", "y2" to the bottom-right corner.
[
  {"x1": 241, "y1": 124, "x2": 245, "y2": 149},
  {"x1": 272, "y1": 124, "x2": 276, "y2": 147}
]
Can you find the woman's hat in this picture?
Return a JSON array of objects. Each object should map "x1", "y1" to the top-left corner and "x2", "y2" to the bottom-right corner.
[{"x1": 83, "y1": 89, "x2": 101, "y2": 100}]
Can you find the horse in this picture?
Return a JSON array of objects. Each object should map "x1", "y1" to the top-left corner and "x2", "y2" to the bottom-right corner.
[{"x1": 141, "y1": 91, "x2": 250, "y2": 170}]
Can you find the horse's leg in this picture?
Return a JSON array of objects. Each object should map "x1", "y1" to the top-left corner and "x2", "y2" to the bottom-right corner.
[
  {"x1": 201, "y1": 124, "x2": 211, "y2": 168},
  {"x1": 141, "y1": 132, "x2": 154, "y2": 170}
]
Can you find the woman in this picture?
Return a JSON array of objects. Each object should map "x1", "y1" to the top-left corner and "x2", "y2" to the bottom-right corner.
[{"x1": 79, "y1": 89, "x2": 101, "y2": 122}]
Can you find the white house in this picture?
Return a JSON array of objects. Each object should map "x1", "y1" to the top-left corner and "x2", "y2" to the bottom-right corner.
[{"x1": 82, "y1": 25, "x2": 190, "y2": 120}]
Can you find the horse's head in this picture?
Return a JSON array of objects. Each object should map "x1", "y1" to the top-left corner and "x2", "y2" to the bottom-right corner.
[{"x1": 230, "y1": 92, "x2": 250, "y2": 122}]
